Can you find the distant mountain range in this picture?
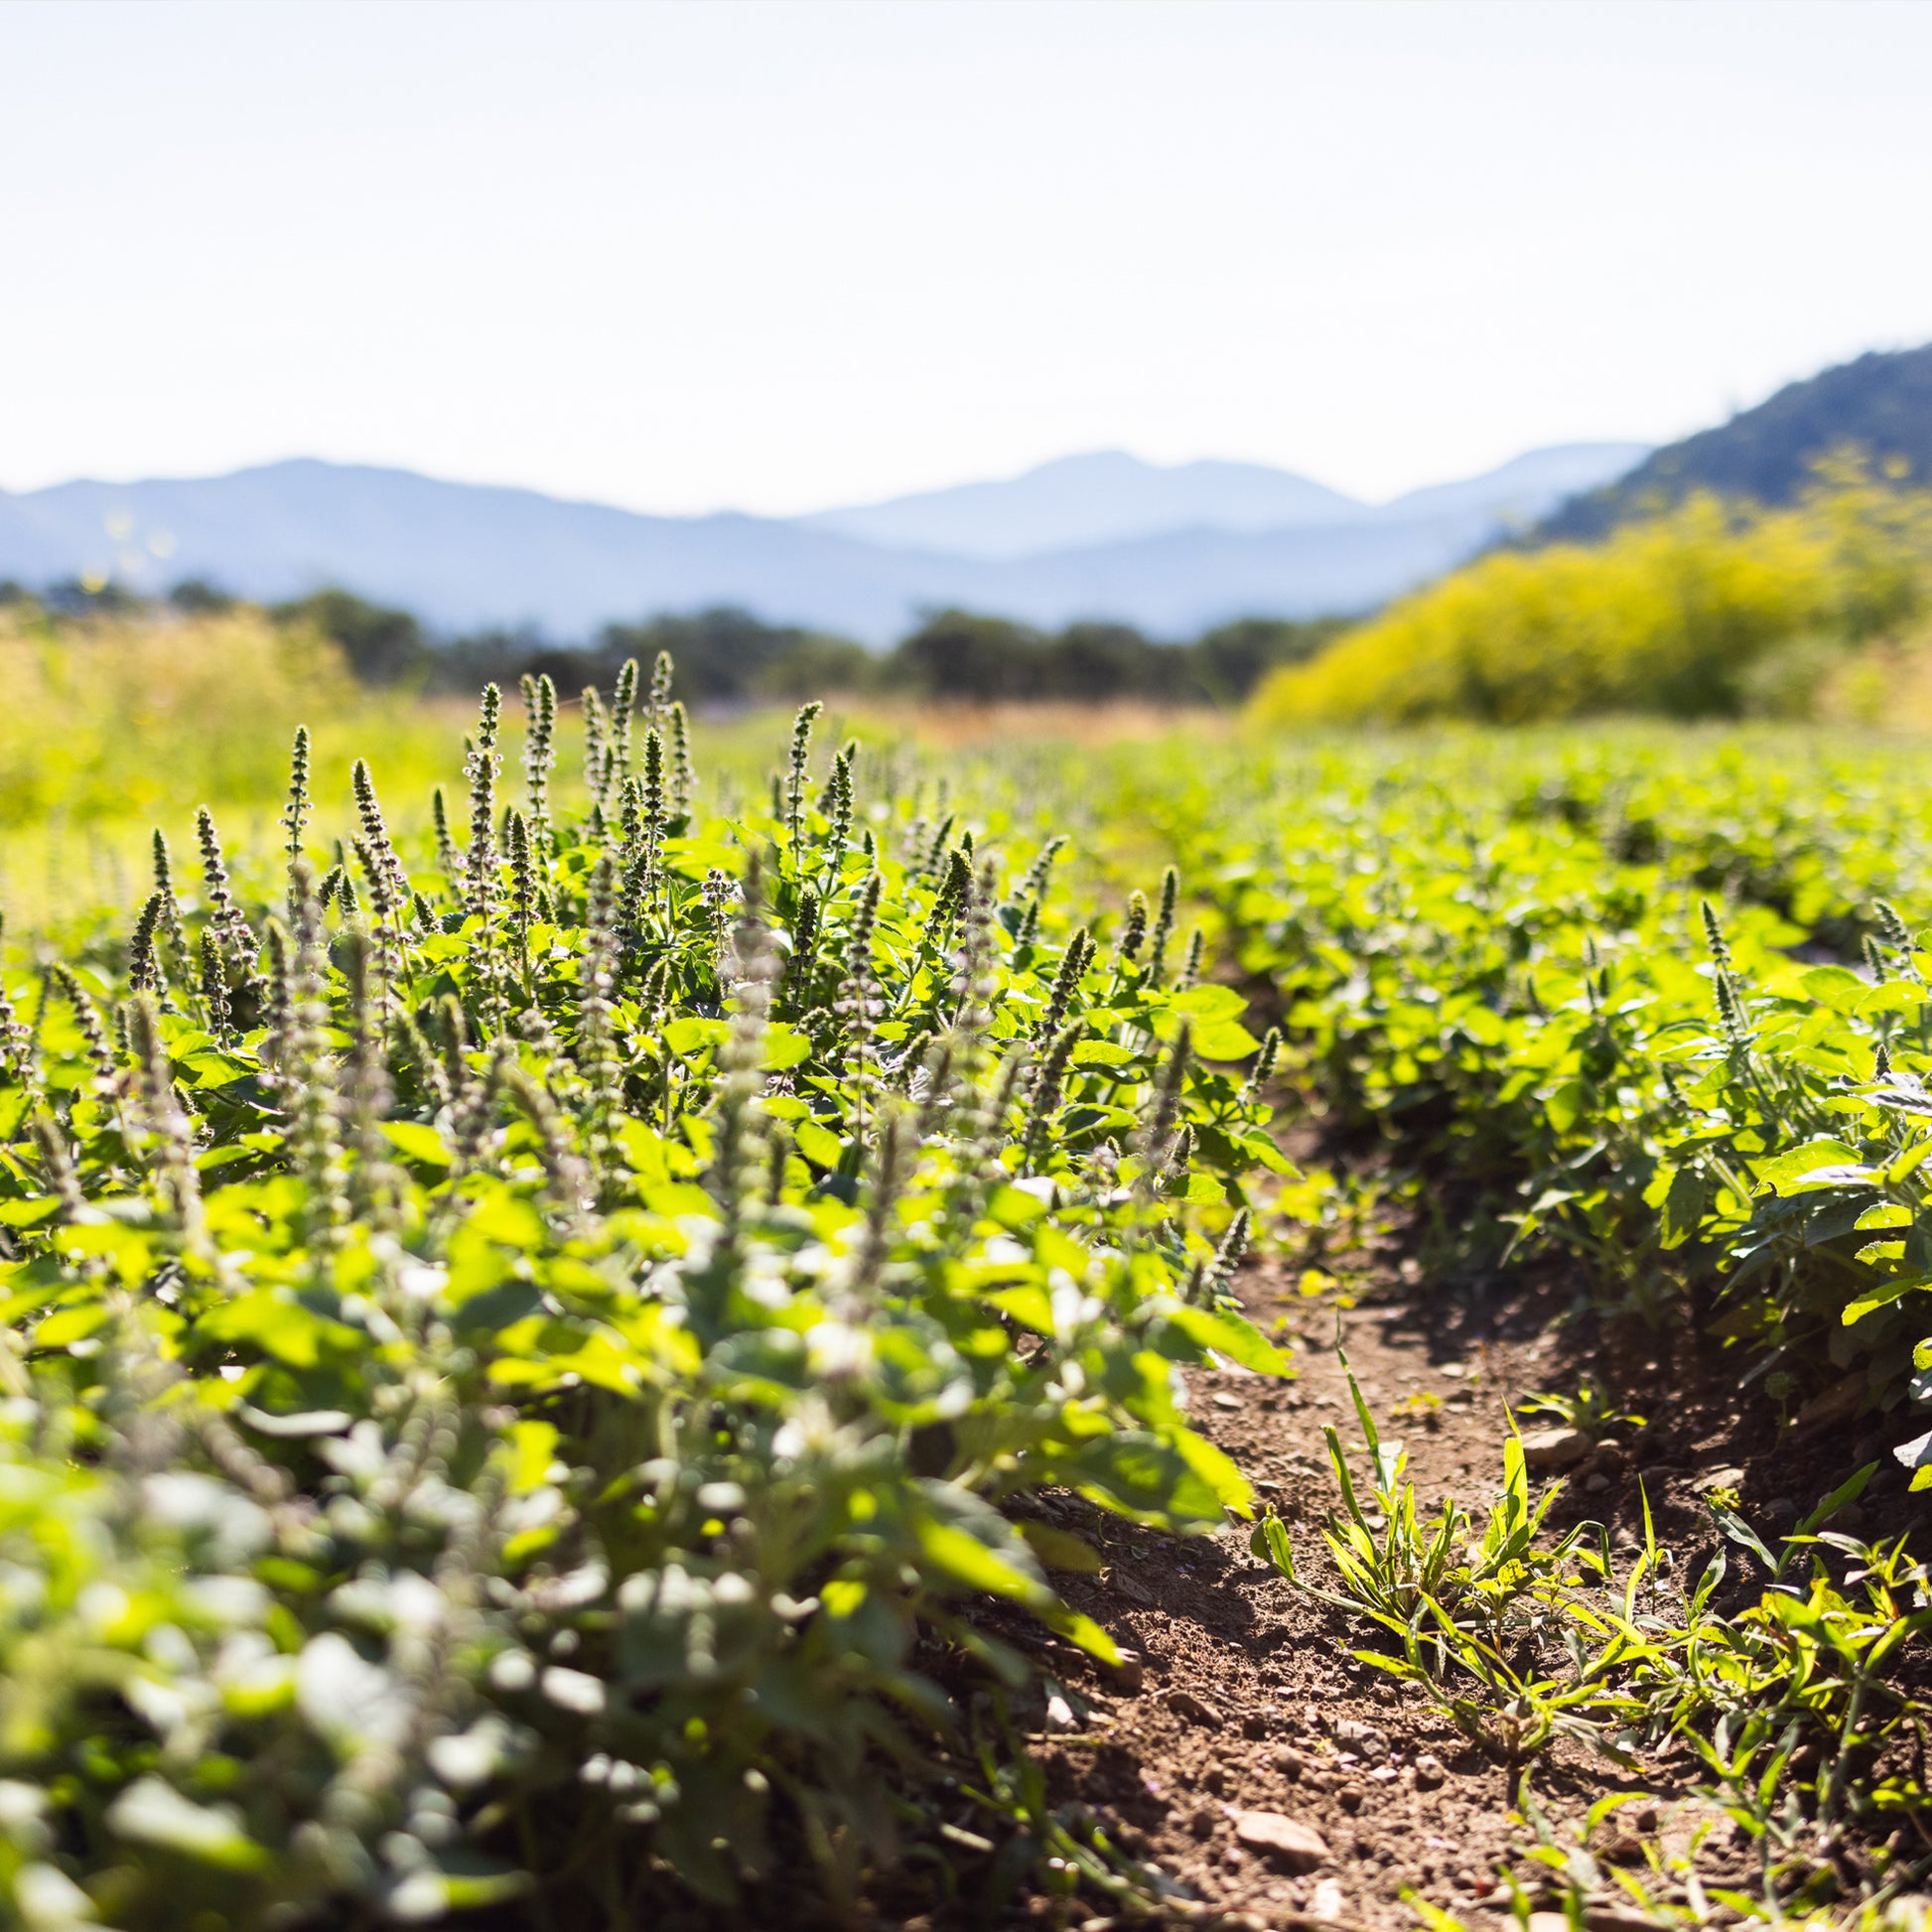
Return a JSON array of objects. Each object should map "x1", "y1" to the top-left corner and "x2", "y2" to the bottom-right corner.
[
  {"x1": 0, "y1": 443, "x2": 1649, "y2": 645},
  {"x1": 1536, "y1": 344, "x2": 1932, "y2": 544}
]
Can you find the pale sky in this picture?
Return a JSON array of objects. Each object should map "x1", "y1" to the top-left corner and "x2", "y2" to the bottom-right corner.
[{"x1": 7, "y1": 0, "x2": 1932, "y2": 516}]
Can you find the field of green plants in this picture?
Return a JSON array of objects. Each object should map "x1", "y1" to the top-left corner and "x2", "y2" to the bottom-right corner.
[{"x1": 2, "y1": 643, "x2": 1931, "y2": 1928}]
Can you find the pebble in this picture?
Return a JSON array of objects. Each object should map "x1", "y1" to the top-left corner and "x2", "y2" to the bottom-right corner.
[
  {"x1": 1413, "y1": 1752, "x2": 1447, "y2": 1788},
  {"x1": 1107, "y1": 1650, "x2": 1146, "y2": 1695},
  {"x1": 1332, "y1": 1718, "x2": 1391, "y2": 1758},
  {"x1": 1691, "y1": 1464, "x2": 1747, "y2": 1496},
  {"x1": 1043, "y1": 1694, "x2": 1077, "y2": 1732},
  {"x1": 1211, "y1": 1392, "x2": 1244, "y2": 1410},
  {"x1": 1232, "y1": 1811, "x2": 1331, "y2": 1873},
  {"x1": 1585, "y1": 1472, "x2": 1612, "y2": 1493},
  {"x1": 1274, "y1": 1747, "x2": 1306, "y2": 1778},
  {"x1": 1311, "y1": 1877, "x2": 1347, "y2": 1920},
  {"x1": 1165, "y1": 1688, "x2": 1222, "y2": 1728},
  {"x1": 1521, "y1": 1426, "x2": 1592, "y2": 1470}
]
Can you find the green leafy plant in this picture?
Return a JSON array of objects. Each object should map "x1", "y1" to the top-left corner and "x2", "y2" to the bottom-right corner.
[
  {"x1": 0, "y1": 664, "x2": 1294, "y2": 1926},
  {"x1": 1518, "y1": 1382, "x2": 1647, "y2": 1435}
]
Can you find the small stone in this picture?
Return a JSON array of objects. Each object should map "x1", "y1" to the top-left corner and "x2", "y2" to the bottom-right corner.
[
  {"x1": 1106, "y1": 1650, "x2": 1145, "y2": 1695},
  {"x1": 1337, "y1": 1785, "x2": 1363, "y2": 1813},
  {"x1": 1165, "y1": 1688, "x2": 1222, "y2": 1728},
  {"x1": 1043, "y1": 1693, "x2": 1076, "y2": 1732},
  {"x1": 1187, "y1": 1806, "x2": 1217, "y2": 1840},
  {"x1": 1585, "y1": 1472, "x2": 1611, "y2": 1494},
  {"x1": 1691, "y1": 1464, "x2": 1747, "y2": 1496},
  {"x1": 1332, "y1": 1719, "x2": 1390, "y2": 1759},
  {"x1": 1636, "y1": 1806, "x2": 1659, "y2": 1832},
  {"x1": 1240, "y1": 1709, "x2": 1275, "y2": 1738},
  {"x1": 1233, "y1": 1811, "x2": 1331, "y2": 1873},
  {"x1": 1413, "y1": 1753, "x2": 1447, "y2": 1788},
  {"x1": 1597, "y1": 1831, "x2": 1645, "y2": 1864},
  {"x1": 1212, "y1": 1392, "x2": 1245, "y2": 1411},
  {"x1": 1274, "y1": 1747, "x2": 1306, "y2": 1778},
  {"x1": 1311, "y1": 1877, "x2": 1347, "y2": 1920},
  {"x1": 1521, "y1": 1426, "x2": 1592, "y2": 1470}
]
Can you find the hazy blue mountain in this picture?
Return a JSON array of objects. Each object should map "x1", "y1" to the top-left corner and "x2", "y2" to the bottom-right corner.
[
  {"x1": 801, "y1": 451, "x2": 1367, "y2": 559},
  {"x1": 0, "y1": 442, "x2": 1651, "y2": 644},
  {"x1": 1378, "y1": 442, "x2": 1652, "y2": 526},
  {"x1": 0, "y1": 461, "x2": 972, "y2": 642},
  {"x1": 1536, "y1": 345, "x2": 1932, "y2": 543},
  {"x1": 803, "y1": 444, "x2": 1645, "y2": 559},
  {"x1": 973, "y1": 509, "x2": 1536, "y2": 637}
]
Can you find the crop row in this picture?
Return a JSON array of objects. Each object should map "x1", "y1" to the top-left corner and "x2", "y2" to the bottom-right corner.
[
  {"x1": 1129, "y1": 732, "x2": 1932, "y2": 1461},
  {"x1": 0, "y1": 670, "x2": 1284, "y2": 1927}
]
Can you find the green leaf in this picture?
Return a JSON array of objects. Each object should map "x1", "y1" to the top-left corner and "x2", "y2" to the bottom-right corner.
[
  {"x1": 762, "y1": 1025, "x2": 811, "y2": 1071},
  {"x1": 1795, "y1": 1461, "x2": 1876, "y2": 1535},
  {"x1": 1755, "y1": 1139, "x2": 1869, "y2": 1193},
  {"x1": 1039, "y1": 1604, "x2": 1123, "y2": 1666},
  {"x1": 914, "y1": 1518, "x2": 1047, "y2": 1604},
  {"x1": 35, "y1": 1303, "x2": 108, "y2": 1348},
  {"x1": 1252, "y1": 1515, "x2": 1295, "y2": 1578},
  {"x1": 196, "y1": 1293, "x2": 363, "y2": 1368},
  {"x1": 793, "y1": 1120, "x2": 846, "y2": 1170},
  {"x1": 1192, "y1": 1020, "x2": 1264, "y2": 1061},
  {"x1": 1156, "y1": 1302, "x2": 1289, "y2": 1374},
  {"x1": 662, "y1": 1016, "x2": 730, "y2": 1059},
  {"x1": 1171, "y1": 985, "x2": 1246, "y2": 1023},
  {"x1": 1801, "y1": 965, "x2": 1870, "y2": 1012},
  {"x1": 382, "y1": 1120, "x2": 453, "y2": 1168},
  {"x1": 1844, "y1": 1277, "x2": 1932, "y2": 1325},
  {"x1": 1546, "y1": 1078, "x2": 1590, "y2": 1135},
  {"x1": 1017, "y1": 1520, "x2": 1104, "y2": 1574},
  {"x1": 1069, "y1": 1040, "x2": 1137, "y2": 1069}
]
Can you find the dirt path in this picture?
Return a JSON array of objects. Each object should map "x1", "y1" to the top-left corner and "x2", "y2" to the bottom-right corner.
[{"x1": 999, "y1": 1250, "x2": 1926, "y2": 1930}]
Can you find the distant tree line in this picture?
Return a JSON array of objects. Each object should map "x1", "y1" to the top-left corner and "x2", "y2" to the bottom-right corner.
[
  {"x1": 0, "y1": 577, "x2": 1343, "y2": 707},
  {"x1": 376, "y1": 600, "x2": 1341, "y2": 706}
]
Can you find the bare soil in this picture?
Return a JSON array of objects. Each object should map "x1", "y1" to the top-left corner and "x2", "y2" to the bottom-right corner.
[{"x1": 973, "y1": 1251, "x2": 1932, "y2": 1932}]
